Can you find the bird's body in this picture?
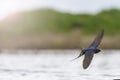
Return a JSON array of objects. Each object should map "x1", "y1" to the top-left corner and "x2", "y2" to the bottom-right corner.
[
  {"x1": 82, "y1": 48, "x2": 101, "y2": 54},
  {"x1": 72, "y1": 29, "x2": 104, "y2": 69}
]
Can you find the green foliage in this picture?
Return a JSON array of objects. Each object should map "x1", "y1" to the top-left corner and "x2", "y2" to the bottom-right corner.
[{"x1": 5, "y1": 9, "x2": 120, "y2": 35}]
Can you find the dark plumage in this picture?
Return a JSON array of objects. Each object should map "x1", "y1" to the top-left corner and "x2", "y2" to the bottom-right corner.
[{"x1": 72, "y1": 29, "x2": 104, "y2": 69}]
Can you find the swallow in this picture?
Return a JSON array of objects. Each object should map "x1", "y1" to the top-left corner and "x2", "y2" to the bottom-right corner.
[{"x1": 72, "y1": 29, "x2": 104, "y2": 69}]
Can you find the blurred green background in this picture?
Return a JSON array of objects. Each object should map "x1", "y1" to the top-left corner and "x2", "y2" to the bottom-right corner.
[
  {"x1": 1, "y1": 0, "x2": 120, "y2": 50},
  {"x1": 0, "y1": 8, "x2": 120, "y2": 49},
  {"x1": 1, "y1": 9, "x2": 120, "y2": 35}
]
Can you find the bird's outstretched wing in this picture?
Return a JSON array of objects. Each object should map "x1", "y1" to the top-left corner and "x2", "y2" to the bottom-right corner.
[
  {"x1": 88, "y1": 29, "x2": 104, "y2": 49},
  {"x1": 83, "y1": 54, "x2": 94, "y2": 69}
]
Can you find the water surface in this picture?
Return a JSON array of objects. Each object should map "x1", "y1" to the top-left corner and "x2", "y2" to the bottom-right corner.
[{"x1": 0, "y1": 50, "x2": 120, "y2": 80}]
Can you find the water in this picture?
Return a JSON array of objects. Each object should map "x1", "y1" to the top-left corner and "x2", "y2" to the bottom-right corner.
[{"x1": 0, "y1": 50, "x2": 120, "y2": 80}]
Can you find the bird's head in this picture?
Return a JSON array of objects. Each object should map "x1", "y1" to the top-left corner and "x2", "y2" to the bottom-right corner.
[{"x1": 71, "y1": 47, "x2": 85, "y2": 61}]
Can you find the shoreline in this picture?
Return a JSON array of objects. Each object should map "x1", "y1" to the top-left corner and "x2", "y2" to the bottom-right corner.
[{"x1": 0, "y1": 34, "x2": 119, "y2": 49}]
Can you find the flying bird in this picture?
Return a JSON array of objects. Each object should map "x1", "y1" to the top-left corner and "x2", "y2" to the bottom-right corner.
[{"x1": 72, "y1": 29, "x2": 104, "y2": 69}]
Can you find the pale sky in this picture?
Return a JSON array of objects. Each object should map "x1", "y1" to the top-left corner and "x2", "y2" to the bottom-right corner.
[{"x1": 0, "y1": 0, "x2": 120, "y2": 20}]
